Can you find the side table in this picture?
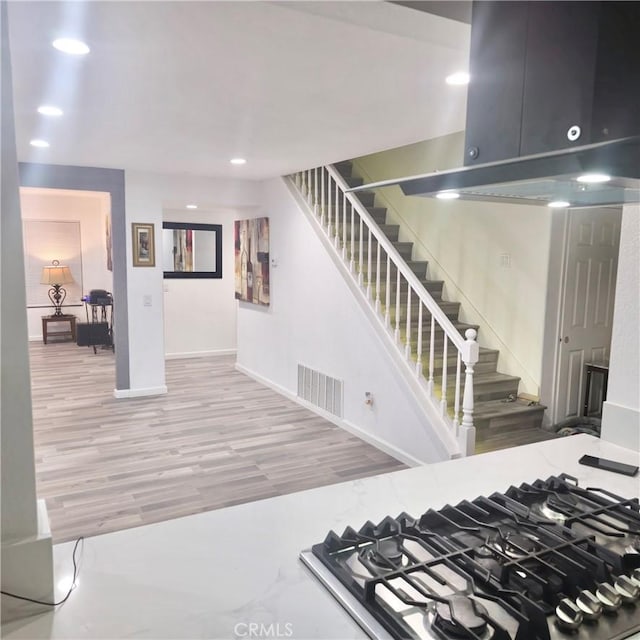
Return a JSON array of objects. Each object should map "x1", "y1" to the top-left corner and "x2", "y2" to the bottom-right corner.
[{"x1": 42, "y1": 315, "x2": 77, "y2": 344}]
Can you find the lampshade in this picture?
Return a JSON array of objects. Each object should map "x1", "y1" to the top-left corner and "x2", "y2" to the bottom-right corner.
[{"x1": 41, "y1": 261, "x2": 74, "y2": 285}]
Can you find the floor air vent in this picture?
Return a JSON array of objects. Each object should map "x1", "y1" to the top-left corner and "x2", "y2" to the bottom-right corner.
[{"x1": 297, "y1": 365, "x2": 343, "y2": 418}]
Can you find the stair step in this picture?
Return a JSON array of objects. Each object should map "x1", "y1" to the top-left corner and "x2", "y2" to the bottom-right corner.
[
  {"x1": 343, "y1": 176, "x2": 363, "y2": 188},
  {"x1": 339, "y1": 224, "x2": 399, "y2": 242},
  {"x1": 432, "y1": 347, "x2": 499, "y2": 375},
  {"x1": 378, "y1": 280, "x2": 443, "y2": 301},
  {"x1": 473, "y1": 399, "x2": 546, "y2": 432},
  {"x1": 448, "y1": 372, "x2": 520, "y2": 403},
  {"x1": 474, "y1": 400, "x2": 554, "y2": 453},
  {"x1": 333, "y1": 160, "x2": 353, "y2": 177},
  {"x1": 367, "y1": 207, "x2": 388, "y2": 224},
  {"x1": 374, "y1": 260, "x2": 428, "y2": 278},
  {"x1": 388, "y1": 300, "x2": 460, "y2": 323},
  {"x1": 403, "y1": 322, "x2": 480, "y2": 349},
  {"x1": 352, "y1": 241, "x2": 413, "y2": 260}
]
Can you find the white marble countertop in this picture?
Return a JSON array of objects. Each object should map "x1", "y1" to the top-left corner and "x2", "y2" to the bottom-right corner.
[{"x1": 3, "y1": 434, "x2": 640, "y2": 639}]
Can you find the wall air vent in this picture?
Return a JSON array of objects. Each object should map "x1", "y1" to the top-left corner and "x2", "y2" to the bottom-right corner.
[{"x1": 297, "y1": 365, "x2": 344, "y2": 418}]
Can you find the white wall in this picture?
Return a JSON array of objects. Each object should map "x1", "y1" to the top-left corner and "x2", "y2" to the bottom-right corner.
[
  {"x1": 20, "y1": 188, "x2": 113, "y2": 340},
  {"x1": 163, "y1": 208, "x2": 258, "y2": 357},
  {"x1": 601, "y1": 204, "x2": 640, "y2": 450},
  {"x1": 236, "y1": 177, "x2": 454, "y2": 464},
  {"x1": 353, "y1": 132, "x2": 552, "y2": 396},
  {"x1": 124, "y1": 171, "x2": 262, "y2": 393}
]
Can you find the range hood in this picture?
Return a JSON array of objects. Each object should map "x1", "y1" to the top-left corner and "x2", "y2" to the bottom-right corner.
[{"x1": 351, "y1": 1, "x2": 640, "y2": 208}]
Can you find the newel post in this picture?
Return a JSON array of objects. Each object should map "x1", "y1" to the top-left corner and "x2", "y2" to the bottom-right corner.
[{"x1": 460, "y1": 328, "x2": 479, "y2": 456}]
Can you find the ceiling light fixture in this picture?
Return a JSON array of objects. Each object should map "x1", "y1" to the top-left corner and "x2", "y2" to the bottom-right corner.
[
  {"x1": 445, "y1": 72, "x2": 470, "y2": 86},
  {"x1": 186, "y1": 204, "x2": 198, "y2": 209},
  {"x1": 548, "y1": 200, "x2": 571, "y2": 208},
  {"x1": 436, "y1": 190, "x2": 460, "y2": 200},
  {"x1": 30, "y1": 139, "x2": 50, "y2": 148},
  {"x1": 37, "y1": 105, "x2": 63, "y2": 117},
  {"x1": 576, "y1": 173, "x2": 611, "y2": 184},
  {"x1": 52, "y1": 38, "x2": 90, "y2": 55},
  {"x1": 230, "y1": 158, "x2": 247, "y2": 165}
]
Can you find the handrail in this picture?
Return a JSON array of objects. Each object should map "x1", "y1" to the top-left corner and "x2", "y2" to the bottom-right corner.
[
  {"x1": 290, "y1": 164, "x2": 478, "y2": 456},
  {"x1": 326, "y1": 164, "x2": 466, "y2": 353}
]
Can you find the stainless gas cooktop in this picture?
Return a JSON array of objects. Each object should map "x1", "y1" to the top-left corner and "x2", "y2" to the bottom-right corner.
[{"x1": 301, "y1": 474, "x2": 640, "y2": 639}]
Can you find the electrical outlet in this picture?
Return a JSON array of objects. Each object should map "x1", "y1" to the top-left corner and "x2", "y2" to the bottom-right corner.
[{"x1": 143, "y1": 295, "x2": 152, "y2": 307}]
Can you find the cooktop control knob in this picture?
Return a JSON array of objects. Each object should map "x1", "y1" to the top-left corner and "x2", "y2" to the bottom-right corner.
[
  {"x1": 596, "y1": 583, "x2": 623, "y2": 612},
  {"x1": 576, "y1": 590, "x2": 603, "y2": 620},
  {"x1": 555, "y1": 598, "x2": 583, "y2": 631},
  {"x1": 614, "y1": 575, "x2": 640, "y2": 603}
]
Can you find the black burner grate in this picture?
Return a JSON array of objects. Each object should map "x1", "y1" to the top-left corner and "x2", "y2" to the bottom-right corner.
[{"x1": 310, "y1": 475, "x2": 640, "y2": 640}]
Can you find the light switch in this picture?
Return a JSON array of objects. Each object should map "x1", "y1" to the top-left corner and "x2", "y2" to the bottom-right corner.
[
  {"x1": 143, "y1": 295, "x2": 152, "y2": 307},
  {"x1": 499, "y1": 253, "x2": 511, "y2": 268}
]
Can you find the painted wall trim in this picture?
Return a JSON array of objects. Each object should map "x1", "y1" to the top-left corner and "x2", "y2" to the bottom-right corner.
[
  {"x1": 113, "y1": 385, "x2": 167, "y2": 399},
  {"x1": 18, "y1": 162, "x2": 130, "y2": 391},
  {"x1": 236, "y1": 362, "x2": 425, "y2": 468},
  {"x1": 165, "y1": 349, "x2": 237, "y2": 360}
]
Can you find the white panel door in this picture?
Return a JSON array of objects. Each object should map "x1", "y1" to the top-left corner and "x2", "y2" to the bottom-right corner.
[{"x1": 555, "y1": 208, "x2": 621, "y2": 422}]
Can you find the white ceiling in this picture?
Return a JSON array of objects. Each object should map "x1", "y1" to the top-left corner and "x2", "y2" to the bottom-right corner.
[{"x1": 8, "y1": 1, "x2": 470, "y2": 180}]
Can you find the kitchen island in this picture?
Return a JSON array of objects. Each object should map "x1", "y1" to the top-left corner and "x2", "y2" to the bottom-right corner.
[{"x1": 2, "y1": 434, "x2": 639, "y2": 639}]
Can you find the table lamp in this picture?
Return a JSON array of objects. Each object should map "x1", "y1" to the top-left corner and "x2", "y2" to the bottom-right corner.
[{"x1": 41, "y1": 260, "x2": 74, "y2": 316}]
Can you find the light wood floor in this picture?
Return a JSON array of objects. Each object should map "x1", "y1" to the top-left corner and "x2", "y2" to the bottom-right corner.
[{"x1": 29, "y1": 341, "x2": 406, "y2": 543}]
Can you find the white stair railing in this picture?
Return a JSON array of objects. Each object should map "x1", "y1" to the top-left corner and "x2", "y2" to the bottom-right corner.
[{"x1": 292, "y1": 165, "x2": 478, "y2": 456}]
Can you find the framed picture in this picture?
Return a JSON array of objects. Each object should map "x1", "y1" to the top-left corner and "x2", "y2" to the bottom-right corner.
[
  {"x1": 132, "y1": 223, "x2": 155, "y2": 267},
  {"x1": 234, "y1": 217, "x2": 269, "y2": 306}
]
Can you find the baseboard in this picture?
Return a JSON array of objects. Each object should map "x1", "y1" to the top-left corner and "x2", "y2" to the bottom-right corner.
[
  {"x1": 601, "y1": 401, "x2": 640, "y2": 451},
  {"x1": 113, "y1": 385, "x2": 168, "y2": 399},
  {"x1": 28, "y1": 335, "x2": 43, "y2": 342},
  {"x1": 235, "y1": 362, "x2": 425, "y2": 468},
  {"x1": 1, "y1": 500, "x2": 54, "y2": 623},
  {"x1": 165, "y1": 349, "x2": 237, "y2": 360}
]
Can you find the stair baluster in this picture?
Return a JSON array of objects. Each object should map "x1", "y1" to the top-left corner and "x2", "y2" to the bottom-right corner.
[
  {"x1": 366, "y1": 228, "x2": 372, "y2": 299},
  {"x1": 358, "y1": 215, "x2": 364, "y2": 287},
  {"x1": 320, "y1": 167, "x2": 325, "y2": 225},
  {"x1": 460, "y1": 329, "x2": 479, "y2": 453},
  {"x1": 375, "y1": 242, "x2": 381, "y2": 313},
  {"x1": 441, "y1": 336, "x2": 448, "y2": 417},
  {"x1": 453, "y1": 352, "x2": 462, "y2": 430},
  {"x1": 416, "y1": 303, "x2": 423, "y2": 377},
  {"x1": 394, "y1": 270, "x2": 401, "y2": 343},
  {"x1": 350, "y1": 202, "x2": 355, "y2": 273},
  {"x1": 327, "y1": 175, "x2": 332, "y2": 237},
  {"x1": 342, "y1": 192, "x2": 347, "y2": 260},
  {"x1": 384, "y1": 254, "x2": 391, "y2": 328},
  {"x1": 428, "y1": 315, "x2": 435, "y2": 394},
  {"x1": 314, "y1": 167, "x2": 319, "y2": 214},
  {"x1": 334, "y1": 182, "x2": 340, "y2": 248},
  {"x1": 405, "y1": 286, "x2": 412, "y2": 359}
]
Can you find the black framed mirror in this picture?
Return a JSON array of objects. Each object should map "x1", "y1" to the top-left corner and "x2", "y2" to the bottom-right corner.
[{"x1": 162, "y1": 222, "x2": 222, "y2": 279}]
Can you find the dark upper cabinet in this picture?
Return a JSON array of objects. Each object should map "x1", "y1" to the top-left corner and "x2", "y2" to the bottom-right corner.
[
  {"x1": 464, "y1": 1, "x2": 640, "y2": 166},
  {"x1": 464, "y1": 2, "x2": 527, "y2": 165}
]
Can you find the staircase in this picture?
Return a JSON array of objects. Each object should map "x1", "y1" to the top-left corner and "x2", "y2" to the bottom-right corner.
[{"x1": 289, "y1": 162, "x2": 555, "y2": 456}]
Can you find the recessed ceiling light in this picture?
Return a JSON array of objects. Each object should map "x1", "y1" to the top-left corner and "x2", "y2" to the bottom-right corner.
[
  {"x1": 230, "y1": 158, "x2": 247, "y2": 165},
  {"x1": 576, "y1": 173, "x2": 611, "y2": 184},
  {"x1": 186, "y1": 204, "x2": 198, "y2": 209},
  {"x1": 37, "y1": 105, "x2": 63, "y2": 117},
  {"x1": 548, "y1": 200, "x2": 571, "y2": 208},
  {"x1": 436, "y1": 190, "x2": 460, "y2": 200},
  {"x1": 445, "y1": 72, "x2": 470, "y2": 86},
  {"x1": 52, "y1": 38, "x2": 90, "y2": 55},
  {"x1": 30, "y1": 139, "x2": 50, "y2": 148}
]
